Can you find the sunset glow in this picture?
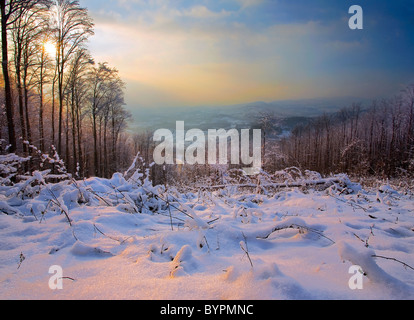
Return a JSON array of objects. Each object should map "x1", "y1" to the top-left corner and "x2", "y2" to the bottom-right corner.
[{"x1": 81, "y1": 0, "x2": 414, "y2": 110}]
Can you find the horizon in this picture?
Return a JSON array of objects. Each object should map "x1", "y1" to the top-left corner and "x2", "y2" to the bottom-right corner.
[
  {"x1": 126, "y1": 95, "x2": 374, "y2": 134},
  {"x1": 130, "y1": 94, "x2": 373, "y2": 111}
]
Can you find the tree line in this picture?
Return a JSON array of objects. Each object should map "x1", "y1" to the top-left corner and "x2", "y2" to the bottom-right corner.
[
  {"x1": 1, "y1": 2, "x2": 412, "y2": 184},
  {"x1": 276, "y1": 85, "x2": 414, "y2": 178},
  {"x1": 0, "y1": 0, "x2": 131, "y2": 179},
  {"x1": 117, "y1": 85, "x2": 414, "y2": 186}
]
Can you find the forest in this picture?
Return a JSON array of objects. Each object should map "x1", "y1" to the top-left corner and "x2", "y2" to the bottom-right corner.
[
  {"x1": 1, "y1": 0, "x2": 131, "y2": 180},
  {"x1": 1, "y1": 1, "x2": 413, "y2": 188},
  {"x1": 128, "y1": 87, "x2": 414, "y2": 187},
  {"x1": 277, "y1": 87, "x2": 414, "y2": 180}
]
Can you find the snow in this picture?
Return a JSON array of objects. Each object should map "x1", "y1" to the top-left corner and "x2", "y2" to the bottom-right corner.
[{"x1": 0, "y1": 172, "x2": 413, "y2": 300}]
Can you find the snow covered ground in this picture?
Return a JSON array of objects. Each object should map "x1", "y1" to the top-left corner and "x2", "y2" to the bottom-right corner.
[{"x1": 0, "y1": 172, "x2": 413, "y2": 300}]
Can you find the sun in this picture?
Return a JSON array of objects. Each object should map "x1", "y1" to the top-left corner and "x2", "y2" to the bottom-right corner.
[{"x1": 43, "y1": 41, "x2": 57, "y2": 57}]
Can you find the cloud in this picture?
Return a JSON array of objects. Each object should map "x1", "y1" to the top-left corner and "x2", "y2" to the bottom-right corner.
[
  {"x1": 89, "y1": 17, "x2": 338, "y2": 107},
  {"x1": 84, "y1": 0, "x2": 414, "y2": 110},
  {"x1": 233, "y1": 0, "x2": 264, "y2": 9},
  {"x1": 89, "y1": 14, "x2": 338, "y2": 106},
  {"x1": 182, "y1": 5, "x2": 232, "y2": 19}
]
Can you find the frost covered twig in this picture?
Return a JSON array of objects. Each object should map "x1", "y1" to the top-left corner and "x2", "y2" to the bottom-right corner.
[
  {"x1": 165, "y1": 196, "x2": 174, "y2": 231},
  {"x1": 240, "y1": 233, "x2": 253, "y2": 268},
  {"x1": 198, "y1": 177, "x2": 344, "y2": 192},
  {"x1": 110, "y1": 183, "x2": 138, "y2": 213},
  {"x1": 60, "y1": 276, "x2": 76, "y2": 282},
  {"x1": 26, "y1": 143, "x2": 71, "y2": 181},
  {"x1": 93, "y1": 223, "x2": 128, "y2": 244},
  {"x1": 372, "y1": 255, "x2": 414, "y2": 271},
  {"x1": 17, "y1": 252, "x2": 25, "y2": 269},
  {"x1": 153, "y1": 193, "x2": 194, "y2": 220},
  {"x1": 257, "y1": 222, "x2": 335, "y2": 244},
  {"x1": 0, "y1": 201, "x2": 22, "y2": 216},
  {"x1": 44, "y1": 187, "x2": 72, "y2": 227},
  {"x1": 328, "y1": 194, "x2": 368, "y2": 212},
  {"x1": 352, "y1": 230, "x2": 373, "y2": 248}
]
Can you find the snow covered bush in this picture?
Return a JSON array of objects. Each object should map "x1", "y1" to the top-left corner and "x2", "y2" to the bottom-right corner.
[
  {"x1": 1, "y1": 151, "x2": 413, "y2": 300},
  {"x1": 0, "y1": 153, "x2": 30, "y2": 185}
]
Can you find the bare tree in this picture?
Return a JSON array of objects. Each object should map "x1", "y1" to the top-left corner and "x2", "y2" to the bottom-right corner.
[
  {"x1": 89, "y1": 63, "x2": 109, "y2": 176},
  {"x1": 11, "y1": 3, "x2": 49, "y2": 153},
  {"x1": 49, "y1": 0, "x2": 93, "y2": 155},
  {"x1": 0, "y1": 0, "x2": 134, "y2": 180},
  {"x1": 1, "y1": 0, "x2": 46, "y2": 152},
  {"x1": 65, "y1": 48, "x2": 93, "y2": 175},
  {"x1": 256, "y1": 111, "x2": 278, "y2": 166},
  {"x1": 32, "y1": 11, "x2": 55, "y2": 152},
  {"x1": 279, "y1": 87, "x2": 414, "y2": 178}
]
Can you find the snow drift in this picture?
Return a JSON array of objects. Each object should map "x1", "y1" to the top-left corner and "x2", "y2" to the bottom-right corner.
[{"x1": 0, "y1": 167, "x2": 413, "y2": 300}]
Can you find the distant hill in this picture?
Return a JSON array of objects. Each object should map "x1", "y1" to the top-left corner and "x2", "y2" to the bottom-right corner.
[{"x1": 128, "y1": 97, "x2": 370, "y2": 136}]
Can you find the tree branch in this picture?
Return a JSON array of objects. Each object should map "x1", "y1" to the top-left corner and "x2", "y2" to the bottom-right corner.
[{"x1": 372, "y1": 255, "x2": 414, "y2": 271}]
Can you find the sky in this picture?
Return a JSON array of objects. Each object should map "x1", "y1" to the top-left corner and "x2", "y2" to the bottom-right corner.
[{"x1": 79, "y1": 0, "x2": 414, "y2": 110}]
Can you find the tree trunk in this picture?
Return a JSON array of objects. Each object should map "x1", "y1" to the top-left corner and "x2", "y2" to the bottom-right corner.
[
  {"x1": 93, "y1": 104, "x2": 98, "y2": 176},
  {"x1": 1, "y1": 0, "x2": 16, "y2": 152},
  {"x1": 71, "y1": 88, "x2": 77, "y2": 175},
  {"x1": 58, "y1": 64, "x2": 64, "y2": 156},
  {"x1": 23, "y1": 69, "x2": 31, "y2": 147},
  {"x1": 16, "y1": 63, "x2": 27, "y2": 153},
  {"x1": 75, "y1": 92, "x2": 83, "y2": 178},
  {"x1": 103, "y1": 116, "x2": 108, "y2": 178},
  {"x1": 38, "y1": 59, "x2": 45, "y2": 151},
  {"x1": 65, "y1": 98, "x2": 70, "y2": 171},
  {"x1": 51, "y1": 66, "x2": 57, "y2": 147}
]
